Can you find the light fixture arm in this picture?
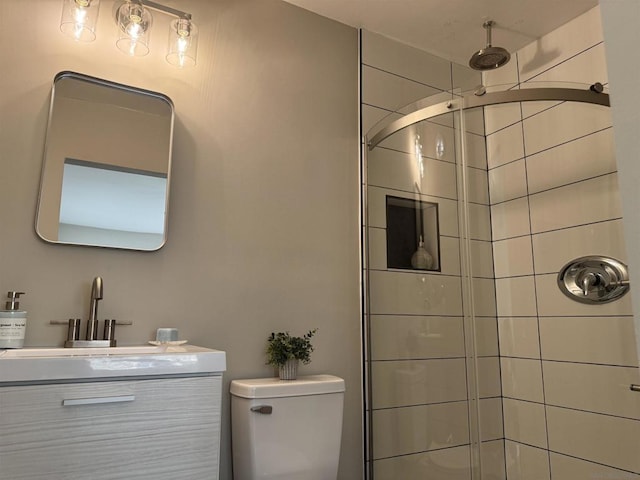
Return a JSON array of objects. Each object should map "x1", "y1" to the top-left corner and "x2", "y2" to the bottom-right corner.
[{"x1": 138, "y1": 0, "x2": 192, "y2": 20}]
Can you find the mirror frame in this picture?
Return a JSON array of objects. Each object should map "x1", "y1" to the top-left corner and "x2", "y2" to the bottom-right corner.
[{"x1": 35, "y1": 71, "x2": 175, "y2": 251}]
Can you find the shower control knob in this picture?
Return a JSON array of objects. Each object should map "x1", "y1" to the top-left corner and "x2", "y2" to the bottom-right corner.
[{"x1": 557, "y1": 256, "x2": 629, "y2": 304}]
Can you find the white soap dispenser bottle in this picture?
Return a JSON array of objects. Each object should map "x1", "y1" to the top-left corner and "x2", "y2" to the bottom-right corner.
[{"x1": 0, "y1": 291, "x2": 27, "y2": 349}]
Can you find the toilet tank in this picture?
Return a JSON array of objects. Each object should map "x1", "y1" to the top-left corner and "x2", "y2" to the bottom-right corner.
[{"x1": 230, "y1": 374, "x2": 345, "y2": 480}]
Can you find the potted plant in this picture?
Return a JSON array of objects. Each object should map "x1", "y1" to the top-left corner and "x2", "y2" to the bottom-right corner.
[{"x1": 266, "y1": 329, "x2": 317, "y2": 380}]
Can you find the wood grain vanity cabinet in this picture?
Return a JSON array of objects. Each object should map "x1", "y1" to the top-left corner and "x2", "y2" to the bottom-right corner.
[{"x1": 0, "y1": 375, "x2": 222, "y2": 479}]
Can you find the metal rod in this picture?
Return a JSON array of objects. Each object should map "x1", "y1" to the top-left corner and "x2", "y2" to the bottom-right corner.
[
  {"x1": 367, "y1": 86, "x2": 610, "y2": 150},
  {"x1": 141, "y1": 0, "x2": 191, "y2": 19}
]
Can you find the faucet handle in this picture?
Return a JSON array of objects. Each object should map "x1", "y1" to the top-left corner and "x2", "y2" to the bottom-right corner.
[
  {"x1": 103, "y1": 319, "x2": 116, "y2": 343},
  {"x1": 103, "y1": 319, "x2": 132, "y2": 346}
]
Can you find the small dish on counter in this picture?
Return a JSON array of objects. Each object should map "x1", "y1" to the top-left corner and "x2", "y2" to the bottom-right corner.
[{"x1": 148, "y1": 340, "x2": 188, "y2": 346}]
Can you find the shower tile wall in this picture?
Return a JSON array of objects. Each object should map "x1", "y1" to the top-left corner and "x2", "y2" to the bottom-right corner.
[
  {"x1": 361, "y1": 31, "x2": 505, "y2": 480},
  {"x1": 483, "y1": 6, "x2": 640, "y2": 480}
]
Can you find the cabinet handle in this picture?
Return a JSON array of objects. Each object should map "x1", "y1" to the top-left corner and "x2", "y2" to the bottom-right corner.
[{"x1": 62, "y1": 395, "x2": 135, "y2": 406}]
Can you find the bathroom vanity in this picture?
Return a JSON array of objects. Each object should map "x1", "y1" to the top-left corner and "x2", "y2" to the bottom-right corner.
[{"x1": 0, "y1": 345, "x2": 226, "y2": 480}]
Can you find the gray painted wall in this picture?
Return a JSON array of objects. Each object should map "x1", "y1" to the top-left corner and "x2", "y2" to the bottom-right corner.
[{"x1": 0, "y1": 1, "x2": 362, "y2": 478}]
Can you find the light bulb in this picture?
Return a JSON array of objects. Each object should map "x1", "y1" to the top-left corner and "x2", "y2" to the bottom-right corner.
[
  {"x1": 60, "y1": 0, "x2": 100, "y2": 42},
  {"x1": 166, "y1": 18, "x2": 198, "y2": 67}
]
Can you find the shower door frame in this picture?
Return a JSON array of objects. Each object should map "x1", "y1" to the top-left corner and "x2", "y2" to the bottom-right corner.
[{"x1": 362, "y1": 85, "x2": 611, "y2": 480}]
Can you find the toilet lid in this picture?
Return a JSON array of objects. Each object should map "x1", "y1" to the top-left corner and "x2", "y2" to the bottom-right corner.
[{"x1": 230, "y1": 374, "x2": 345, "y2": 399}]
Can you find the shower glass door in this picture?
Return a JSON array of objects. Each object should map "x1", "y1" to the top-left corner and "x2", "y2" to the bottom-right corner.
[{"x1": 363, "y1": 88, "x2": 494, "y2": 480}]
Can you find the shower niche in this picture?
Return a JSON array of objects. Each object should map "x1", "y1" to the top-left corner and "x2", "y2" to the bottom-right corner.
[{"x1": 385, "y1": 195, "x2": 440, "y2": 271}]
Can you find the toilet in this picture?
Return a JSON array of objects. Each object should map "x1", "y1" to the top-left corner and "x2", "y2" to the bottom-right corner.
[{"x1": 230, "y1": 374, "x2": 345, "y2": 480}]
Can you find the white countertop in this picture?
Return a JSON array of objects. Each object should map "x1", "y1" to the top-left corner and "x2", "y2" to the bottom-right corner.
[{"x1": 0, "y1": 344, "x2": 226, "y2": 384}]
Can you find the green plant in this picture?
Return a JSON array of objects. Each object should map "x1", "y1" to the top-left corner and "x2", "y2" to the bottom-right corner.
[{"x1": 266, "y1": 329, "x2": 317, "y2": 367}]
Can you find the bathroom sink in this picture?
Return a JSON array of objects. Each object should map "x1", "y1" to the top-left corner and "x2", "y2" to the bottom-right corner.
[
  {"x1": 0, "y1": 345, "x2": 167, "y2": 358},
  {"x1": 0, "y1": 344, "x2": 226, "y2": 384}
]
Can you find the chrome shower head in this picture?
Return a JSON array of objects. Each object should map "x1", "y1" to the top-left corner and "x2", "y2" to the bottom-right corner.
[{"x1": 469, "y1": 20, "x2": 511, "y2": 71}]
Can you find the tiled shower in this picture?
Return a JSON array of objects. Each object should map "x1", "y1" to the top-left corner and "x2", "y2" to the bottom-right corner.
[{"x1": 361, "y1": 6, "x2": 640, "y2": 480}]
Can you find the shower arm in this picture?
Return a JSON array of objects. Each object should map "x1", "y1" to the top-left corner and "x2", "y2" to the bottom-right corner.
[{"x1": 484, "y1": 20, "x2": 493, "y2": 47}]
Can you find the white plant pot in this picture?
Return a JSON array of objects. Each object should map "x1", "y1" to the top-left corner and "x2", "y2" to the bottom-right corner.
[{"x1": 279, "y1": 359, "x2": 299, "y2": 380}]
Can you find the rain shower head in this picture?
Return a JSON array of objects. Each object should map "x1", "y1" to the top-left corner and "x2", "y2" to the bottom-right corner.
[{"x1": 469, "y1": 20, "x2": 511, "y2": 71}]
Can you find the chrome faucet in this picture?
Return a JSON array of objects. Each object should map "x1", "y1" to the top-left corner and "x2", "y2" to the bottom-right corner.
[
  {"x1": 86, "y1": 276, "x2": 103, "y2": 341},
  {"x1": 51, "y1": 276, "x2": 132, "y2": 347}
]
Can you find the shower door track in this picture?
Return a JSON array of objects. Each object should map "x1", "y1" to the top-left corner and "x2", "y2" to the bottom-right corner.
[{"x1": 366, "y1": 86, "x2": 610, "y2": 149}]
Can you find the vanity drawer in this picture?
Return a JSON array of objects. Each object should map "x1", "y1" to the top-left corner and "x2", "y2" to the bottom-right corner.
[{"x1": 0, "y1": 375, "x2": 221, "y2": 480}]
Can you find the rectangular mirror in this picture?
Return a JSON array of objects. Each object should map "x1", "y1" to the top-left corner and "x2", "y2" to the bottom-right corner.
[{"x1": 36, "y1": 71, "x2": 174, "y2": 251}]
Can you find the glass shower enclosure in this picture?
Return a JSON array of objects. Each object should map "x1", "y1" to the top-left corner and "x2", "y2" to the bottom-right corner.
[{"x1": 361, "y1": 81, "x2": 633, "y2": 479}]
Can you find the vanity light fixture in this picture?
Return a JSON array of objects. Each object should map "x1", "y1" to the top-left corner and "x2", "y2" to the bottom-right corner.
[
  {"x1": 60, "y1": 0, "x2": 100, "y2": 43},
  {"x1": 60, "y1": 0, "x2": 198, "y2": 67}
]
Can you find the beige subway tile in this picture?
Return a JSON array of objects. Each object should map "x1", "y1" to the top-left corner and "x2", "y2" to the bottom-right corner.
[
  {"x1": 464, "y1": 133, "x2": 488, "y2": 169},
  {"x1": 472, "y1": 278, "x2": 497, "y2": 318},
  {"x1": 501, "y1": 358, "x2": 544, "y2": 403},
  {"x1": 493, "y1": 236, "x2": 534, "y2": 278},
  {"x1": 539, "y1": 316, "x2": 638, "y2": 367},
  {"x1": 463, "y1": 107, "x2": 486, "y2": 137},
  {"x1": 480, "y1": 398, "x2": 504, "y2": 441},
  {"x1": 526, "y1": 128, "x2": 616, "y2": 195},
  {"x1": 369, "y1": 270, "x2": 463, "y2": 316},
  {"x1": 523, "y1": 101, "x2": 612, "y2": 157},
  {"x1": 366, "y1": 227, "x2": 387, "y2": 271},
  {"x1": 361, "y1": 30, "x2": 452, "y2": 91},
  {"x1": 470, "y1": 240, "x2": 495, "y2": 278},
  {"x1": 529, "y1": 174, "x2": 622, "y2": 234},
  {"x1": 505, "y1": 441, "x2": 551, "y2": 480},
  {"x1": 372, "y1": 402, "x2": 469, "y2": 459},
  {"x1": 370, "y1": 315, "x2": 465, "y2": 361},
  {"x1": 503, "y1": 398, "x2": 548, "y2": 449},
  {"x1": 550, "y1": 452, "x2": 640, "y2": 480},
  {"x1": 499, "y1": 317, "x2": 541, "y2": 359},
  {"x1": 491, "y1": 197, "x2": 531, "y2": 241},
  {"x1": 485, "y1": 103, "x2": 522, "y2": 136},
  {"x1": 466, "y1": 167, "x2": 489, "y2": 205},
  {"x1": 496, "y1": 276, "x2": 537, "y2": 317},
  {"x1": 362, "y1": 65, "x2": 442, "y2": 111},
  {"x1": 368, "y1": 148, "x2": 457, "y2": 199},
  {"x1": 373, "y1": 445, "x2": 471, "y2": 480},
  {"x1": 481, "y1": 440, "x2": 507, "y2": 480},
  {"x1": 487, "y1": 123, "x2": 525, "y2": 169},
  {"x1": 543, "y1": 361, "x2": 640, "y2": 419},
  {"x1": 468, "y1": 203, "x2": 492, "y2": 241},
  {"x1": 489, "y1": 159, "x2": 527, "y2": 205},
  {"x1": 475, "y1": 317, "x2": 499, "y2": 357},
  {"x1": 532, "y1": 219, "x2": 627, "y2": 274},
  {"x1": 477, "y1": 357, "x2": 502, "y2": 398},
  {"x1": 517, "y1": 6, "x2": 604, "y2": 82},
  {"x1": 547, "y1": 406, "x2": 640, "y2": 473},
  {"x1": 372, "y1": 358, "x2": 467, "y2": 408}
]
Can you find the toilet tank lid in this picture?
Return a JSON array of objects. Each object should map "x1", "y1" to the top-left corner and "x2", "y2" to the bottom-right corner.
[{"x1": 230, "y1": 374, "x2": 345, "y2": 399}]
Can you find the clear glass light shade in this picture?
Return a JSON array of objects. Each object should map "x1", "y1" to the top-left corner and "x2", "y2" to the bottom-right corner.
[
  {"x1": 166, "y1": 18, "x2": 198, "y2": 67},
  {"x1": 116, "y1": 1, "x2": 152, "y2": 56},
  {"x1": 60, "y1": 0, "x2": 100, "y2": 42}
]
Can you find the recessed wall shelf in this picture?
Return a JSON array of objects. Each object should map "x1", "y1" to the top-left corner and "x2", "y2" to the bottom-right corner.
[{"x1": 385, "y1": 195, "x2": 440, "y2": 271}]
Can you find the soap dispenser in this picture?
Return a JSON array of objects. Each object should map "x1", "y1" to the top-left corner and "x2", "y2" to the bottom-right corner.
[{"x1": 0, "y1": 291, "x2": 27, "y2": 349}]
